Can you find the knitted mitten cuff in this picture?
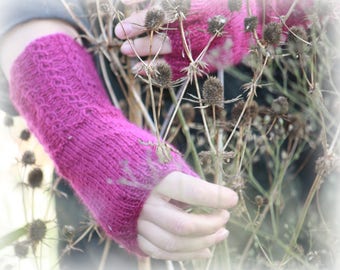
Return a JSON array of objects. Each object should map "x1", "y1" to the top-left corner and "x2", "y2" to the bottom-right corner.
[{"x1": 9, "y1": 33, "x2": 197, "y2": 254}]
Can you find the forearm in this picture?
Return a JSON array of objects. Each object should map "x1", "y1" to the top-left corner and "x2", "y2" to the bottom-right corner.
[{"x1": 0, "y1": 19, "x2": 79, "y2": 79}]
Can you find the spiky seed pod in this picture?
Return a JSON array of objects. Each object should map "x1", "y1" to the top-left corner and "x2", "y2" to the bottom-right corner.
[
  {"x1": 161, "y1": 0, "x2": 191, "y2": 21},
  {"x1": 208, "y1": 15, "x2": 227, "y2": 36},
  {"x1": 244, "y1": 101, "x2": 259, "y2": 121},
  {"x1": 288, "y1": 26, "x2": 308, "y2": 55},
  {"x1": 255, "y1": 195, "x2": 264, "y2": 207},
  {"x1": 272, "y1": 96, "x2": 289, "y2": 115},
  {"x1": 21, "y1": 151, "x2": 36, "y2": 166},
  {"x1": 231, "y1": 100, "x2": 245, "y2": 120},
  {"x1": 28, "y1": 168, "x2": 43, "y2": 188},
  {"x1": 244, "y1": 16, "x2": 258, "y2": 32},
  {"x1": 263, "y1": 22, "x2": 282, "y2": 45},
  {"x1": 181, "y1": 103, "x2": 196, "y2": 123},
  {"x1": 202, "y1": 77, "x2": 224, "y2": 108},
  {"x1": 228, "y1": 0, "x2": 242, "y2": 12},
  {"x1": 145, "y1": 8, "x2": 165, "y2": 31},
  {"x1": 14, "y1": 241, "x2": 29, "y2": 258},
  {"x1": 3, "y1": 114, "x2": 14, "y2": 127},
  {"x1": 29, "y1": 219, "x2": 47, "y2": 243},
  {"x1": 152, "y1": 62, "x2": 173, "y2": 88},
  {"x1": 62, "y1": 225, "x2": 76, "y2": 241},
  {"x1": 19, "y1": 129, "x2": 31, "y2": 141}
]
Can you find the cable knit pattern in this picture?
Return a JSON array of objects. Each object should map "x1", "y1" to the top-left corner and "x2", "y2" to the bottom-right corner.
[
  {"x1": 9, "y1": 34, "x2": 197, "y2": 254},
  {"x1": 164, "y1": 0, "x2": 314, "y2": 79}
]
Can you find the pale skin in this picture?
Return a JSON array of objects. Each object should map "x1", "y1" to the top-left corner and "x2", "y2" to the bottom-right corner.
[{"x1": 0, "y1": 2, "x2": 238, "y2": 260}]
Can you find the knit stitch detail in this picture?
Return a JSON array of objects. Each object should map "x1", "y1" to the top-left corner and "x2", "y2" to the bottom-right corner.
[
  {"x1": 9, "y1": 34, "x2": 196, "y2": 254},
  {"x1": 164, "y1": 0, "x2": 313, "y2": 80}
]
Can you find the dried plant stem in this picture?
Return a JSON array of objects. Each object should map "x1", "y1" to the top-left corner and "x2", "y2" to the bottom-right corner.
[
  {"x1": 238, "y1": 139, "x2": 299, "y2": 269},
  {"x1": 223, "y1": 54, "x2": 270, "y2": 151},
  {"x1": 98, "y1": 238, "x2": 111, "y2": 270},
  {"x1": 138, "y1": 257, "x2": 151, "y2": 270},
  {"x1": 168, "y1": 88, "x2": 204, "y2": 177}
]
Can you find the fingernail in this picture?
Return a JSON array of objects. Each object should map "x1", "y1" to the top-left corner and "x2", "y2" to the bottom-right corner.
[
  {"x1": 120, "y1": 41, "x2": 134, "y2": 56},
  {"x1": 200, "y1": 249, "x2": 212, "y2": 258},
  {"x1": 115, "y1": 23, "x2": 133, "y2": 39},
  {"x1": 216, "y1": 228, "x2": 229, "y2": 242}
]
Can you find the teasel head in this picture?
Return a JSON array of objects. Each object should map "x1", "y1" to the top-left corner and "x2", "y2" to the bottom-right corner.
[
  {"x1": 271, "y1": 96, "x2": 289, "y2": 115},
  {"x1": 14, "y1": 241, "x2": 29, "y2": 259},
  {"x1": 161, "y1": 0, "x2": 191, "y2": 21},
  {"x1": 208, "y1": 15, "x2": 227, "y2": 37},
  {"x1": 29, "y1": 219, "x2": 47, "y2": 243},
  {"x1": 20, "y1": 129, "x2": 31, "y2": 141},
  {"x1": 145, "y1": 8, "x2": 165, "y2": 31},
  {"x1": 287, "y1": 26, "x2": 309, "y2": 56},
  {"x1": 228, "y1": 0, "x2": 242, "y2": 12},
  {"x1": 263, "y1": 22, "x2": 282, "y2": 45},
  {"x1": 21, "y1": 151, "x2": 36, "y2": 166},
  {"x1": 28, "y1": 168, "x2": 44, "y2": 189},
  {"x1": 244, "y1": 16, "x2": 258, "y2": 32},
  {"x1": 202, "y1": 77, "x2": 224, "y2": 108},
  {"x1": 152, "y1": 62, "x2": 173, "y2": 88},
  {"x1": 3, "y1": 114, "x2": 14, "y2": 127}
]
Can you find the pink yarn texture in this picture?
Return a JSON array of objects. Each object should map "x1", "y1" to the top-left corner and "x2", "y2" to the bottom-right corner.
[
  {"x1": 164, "y1": 0, "x2": 314, "y2": 79},
  {"x1": 9, "y1": 34, "x2": 196, "y2": 254}
]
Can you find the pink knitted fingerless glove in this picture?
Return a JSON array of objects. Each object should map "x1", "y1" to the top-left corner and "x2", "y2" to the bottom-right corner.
[
  {"x1": 165, "y1": 0, "x2": 314, "y2": 79},
  {"x1": 9, "y1": 33, "x2": 196, "y2": 254}
]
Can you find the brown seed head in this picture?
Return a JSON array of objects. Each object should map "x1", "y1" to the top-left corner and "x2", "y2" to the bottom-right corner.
[
  {"x1": 19, "y1": 129, "x2": 31, "y2": 141},
  {"x1": 263, "y1": 22, "x2": 282, "y2": 45},
  {"x1": 28, "y1": 168, "x2": 43, "y2": 188},
  {"x1": 208, "y1": 15, "x2": 227, "y2": 36},
  {"x1": 145, "y1": 8, "x2": 165, "y2": 31},
  {"x1": 14, "y1": 241, "x2": 29, "y2": 259},
  {"x1": 161, "y1": 0, "x2": 191, "y2": 21},
  {"x1": 272, "y1": 96, "x2": 289, "y2": 115},
  {"x1": 228, "y1": 0, "x2": 243, "y2": 12},
  {"x1": 152, "y1": 62, "x2": 173, "y2": 88},
  {"x1": 181, "y1": 103, "x2": 196, "y2": 123},
  {"x1": 244, "y1": 16, "x2": 258, "y2": 32},
  {"x1": 29, "y1": 219, "x2": 47, "y2": 243},
  {"x1": 202, "y1": 77, "x2": 224, "y2": 107},
  {"x1": 3, "y1": 114, "x2": 14, "y2": 127},
  {"x1": 288, "y1": 26, "x2": 308, "y2": 55},
  {"x1": 22, "y1": 151, "x2": 36, "y2": 166}
]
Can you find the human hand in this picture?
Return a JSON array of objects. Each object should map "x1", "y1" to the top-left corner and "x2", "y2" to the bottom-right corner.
[
  {"x1": 138, "y1": 171, "x2": 238, "y2": 260},
  {"x1": 115, "y1": 0, "x2": 172, "y2": 58}
]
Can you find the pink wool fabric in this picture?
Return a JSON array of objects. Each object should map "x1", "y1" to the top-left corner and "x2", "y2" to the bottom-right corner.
[
  {"x1": 165, "y1": 0, "x2": 314, "y2": 79},
  {"x1": 9, "y1": 34, "x2": 197, "y2": 254}
]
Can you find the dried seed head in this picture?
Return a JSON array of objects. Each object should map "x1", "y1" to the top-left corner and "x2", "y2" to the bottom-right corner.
[
  {"x1": 3, "y1": 114, "x2": 14, "y2": 127},
  {"x1": 244, "y1": 16, "x2": 258, "y2": 32},
  {"x1": 14, "y1": 241, "x2": 29, "y2": 259},
  {"x1": 202, "y1": 77, "x2": 224, "y2": 107},
  {"x1": 181, "y1": 103, "x2": 196, "y2": 123},
  {"x1": 255, "y1": 195, "x2": 264, "y2": 207},
  {"x1": 161, "y1": 0, "x2": 191, "y2": 21},
  {"x1": 208, "y1": 15, "x2": 227, "y2": 36},
  {"x1": 228, "y1": 0, "x2": 242, "y2": 12},
  {"x1": 288, "y1": 26, "x2": 308, "y2": 55},
  {"x1": 232, "y1": 100, "x2": 245, "y2": 120},
  {"x1": 263, "y1": 22, "x2": 282, "y2": 45},
  {"x1": 152, "y1": 62, "x2": 173, "y2": 88},
  {"x1": 62, "y1": 225, "x2": 76, "y2": 241},
  {"x1": 245, "y1": 101, "x2": 259, "y2": 120},
  {"x1": 29, "y1": 219, "x2": 47, "y2": 243},
  {"x1": 145, "y1": 8, "x2": 165, "y2": 31},
  {"x1": 272, "y1": 96, "x2": 289, "y2": 114},
  {"x1": 19, "y1": 129, "x2": 31, "y2": 141},
  {"x1": 21, "y1": 151, "x2": 36, "y2": 166},
  {"x1": 28, "y1": 168, "x2": 43, "y2": 188}
]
